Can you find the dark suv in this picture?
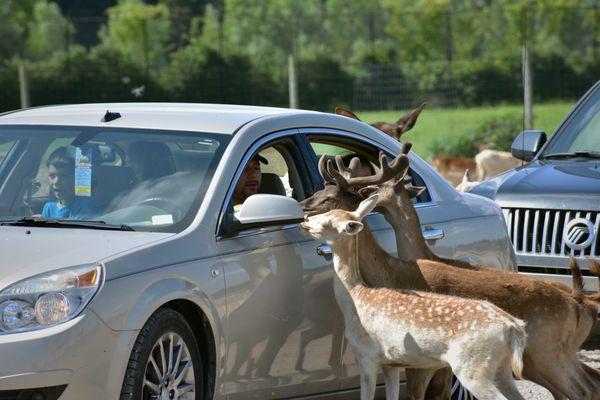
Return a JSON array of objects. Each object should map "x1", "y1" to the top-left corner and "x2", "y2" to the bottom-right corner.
[{"x1": 471, "y1": 80, "x2": 600, "y2": 296}]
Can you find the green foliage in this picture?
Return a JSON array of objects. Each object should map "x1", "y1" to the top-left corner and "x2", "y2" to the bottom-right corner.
[
  {"x1": 98, "y1": 0, "x2": 171, "y2": 72},
  {"x1": 429, "y1": 114, "x2": 523, "y2": 157},
  {"x1": 26, "y1": 1, "x2": 74, "y2": 61},
  {"x1": 298, "y1": 58, "x2": 353, "y2": 111}
]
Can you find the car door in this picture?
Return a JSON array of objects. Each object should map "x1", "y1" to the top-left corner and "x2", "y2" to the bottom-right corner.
[{"x1": 216, "y1": 132, "x2": 342, "y2": 400}]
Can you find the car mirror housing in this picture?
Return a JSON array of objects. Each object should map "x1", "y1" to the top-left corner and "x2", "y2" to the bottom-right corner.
[
  {"x1": 237, "y1": 194, "x2": 305, "y2": 225},
  {"x1": 511, "y1": 130, "x2": 547, "y2": 161}
]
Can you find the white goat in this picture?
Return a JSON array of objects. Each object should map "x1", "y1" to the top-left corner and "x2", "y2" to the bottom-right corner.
[
  {"x1": 300, "y1": 195, "x2": 527, "y2": 400},
  {"x1": 475, "y1": 149, "x2": 521, "y2": 181}
]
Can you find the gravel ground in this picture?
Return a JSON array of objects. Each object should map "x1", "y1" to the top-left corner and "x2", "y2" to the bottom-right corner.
[{"x1": 515, "y1": 349, "x2": 600, "y2": 400}]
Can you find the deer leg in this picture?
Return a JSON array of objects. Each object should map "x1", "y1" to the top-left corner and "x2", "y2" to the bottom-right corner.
[
  {"x1": 405, "y1": 368, "x2": 435, "y2": 400},
  {"x1": 425, "y1": 367, "x2": 452, "y2": 400},
  {"x1": 382, "y1": 366, "x2": 400, "y2": 400},
  {"x1": 521, "y1": 353, "x2": 568, "y2": 400},
  {"x1": 357, "y1": 357, "x2": 378, "y2": 400}
]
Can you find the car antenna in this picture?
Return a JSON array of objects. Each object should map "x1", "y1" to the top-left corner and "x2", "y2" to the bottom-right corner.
[{"x1": 102, "y1": 110, "x2": 121, "y2": 123}]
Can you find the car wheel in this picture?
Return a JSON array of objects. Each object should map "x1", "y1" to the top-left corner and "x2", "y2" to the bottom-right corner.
[
  {"x1": 120, "y1": 308, "x2": 204, "y2": 400},
  {"x1": 450, "y1": 375, "x2": 477, "y2": 400}
]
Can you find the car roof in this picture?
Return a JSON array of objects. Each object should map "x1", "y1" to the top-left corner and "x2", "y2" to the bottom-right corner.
[{"x1": 0, "y1": 103, "x2": 321, "y2": 134}]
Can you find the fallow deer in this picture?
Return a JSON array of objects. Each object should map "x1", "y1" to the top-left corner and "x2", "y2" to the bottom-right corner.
[
  {"x1": 300, "y1": 195, "x2": 527, "y2": 400},
  {"x1": 455, "y1": 169, "x2": 480, "y2": 192},
  {"x1": 302, "y1": 146, "x2": 600, "y2": 400},
  {"x1": 335, "y1": 102, "x2": 427, "y2": 141},
  {"x1": 475, "y1": 148, "x2": 521, "y2": 181}
]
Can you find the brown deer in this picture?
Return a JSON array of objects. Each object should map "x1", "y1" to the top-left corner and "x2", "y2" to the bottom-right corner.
[
  {"x1": 302, "y1": 146, "x2": 600, "y2": 400},
  {"x1": 335, "y1": 102, "x2": 427, "y2": 141},
  {"x1": 300, "y1": 194, "x2": 527, "y2": 400},
  {"x1": 432, "y1": 155, "x2": 478, "y2": 186}
]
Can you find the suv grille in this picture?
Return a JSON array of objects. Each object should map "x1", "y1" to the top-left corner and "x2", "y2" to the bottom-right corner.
[{"x1": 503, "y1": 208, "x2": 600, "y2": 257}]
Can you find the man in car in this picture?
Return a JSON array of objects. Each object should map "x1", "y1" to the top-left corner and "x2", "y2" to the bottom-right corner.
[{"x1": 232, "y1": 154, "x2": 268, "y2": 206}]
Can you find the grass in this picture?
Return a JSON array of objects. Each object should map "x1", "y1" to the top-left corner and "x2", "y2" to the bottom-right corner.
[{"x1": 358, "y1": 102, "x2": 574, "y2": 161}]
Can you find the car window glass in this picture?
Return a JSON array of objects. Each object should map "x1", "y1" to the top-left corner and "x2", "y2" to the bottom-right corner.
[
  {"x1": 544, "y1": 87, "x2": 600, "y2": 154},
  {"x1": 221, "y1": 142, "x2": 306, "y2": 235},
  {"x1": 0, "y1": 140, "x2": 16, "y2": 166},
  {"x1": 308, "y1": 137, "x2": 432, "y2": 204}
]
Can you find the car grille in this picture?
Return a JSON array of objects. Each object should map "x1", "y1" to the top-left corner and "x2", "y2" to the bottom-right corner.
[{"x1": 503, "y1": 208, "x2": 600, "y2": 257}]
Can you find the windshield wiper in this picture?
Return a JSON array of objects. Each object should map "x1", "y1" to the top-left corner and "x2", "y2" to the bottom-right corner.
[
  {"x1": 542, "y1": 151, "x2": 600, "y2": 160},
  {"x1": 0, "y1": 217, "x2": 135, "y2": 231}
]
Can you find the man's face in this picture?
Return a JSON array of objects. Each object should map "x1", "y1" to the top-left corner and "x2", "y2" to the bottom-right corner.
[
  {"x1": 233, "y1": 158, "x2": 262, "y2": 203},
  {"x1": 48, "y1": 164, "x2": 75, "y2": 204}
]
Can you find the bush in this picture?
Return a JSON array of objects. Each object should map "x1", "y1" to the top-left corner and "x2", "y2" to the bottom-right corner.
[{"x1": 429, "y1": 114, "x2": 522, "y2": 157}]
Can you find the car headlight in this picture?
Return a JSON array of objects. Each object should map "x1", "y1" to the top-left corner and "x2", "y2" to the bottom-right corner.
[{"x1": 0, "y1": 264, "x2": 103, "y2": 334}]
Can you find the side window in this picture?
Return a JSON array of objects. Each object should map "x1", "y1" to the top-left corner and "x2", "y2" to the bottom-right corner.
[
  {"x1": 220, "y1": 139, "x2": 308, "y2": 235},
  {"x1": 308, "y1": 136, "x2": 432, "y2": 204}
]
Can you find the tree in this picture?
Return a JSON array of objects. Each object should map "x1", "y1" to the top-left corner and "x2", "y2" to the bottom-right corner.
[
  {"x1": 26, "y1": 1, "x2": 75, "y2": 60},
  {"x1": 98, "y1": 0, "x2": 171, "y2": 73}
]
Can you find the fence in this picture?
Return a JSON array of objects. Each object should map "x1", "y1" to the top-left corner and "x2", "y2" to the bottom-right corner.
[{"x1": 0, "y1": 3, "x2": 598, "y2": 113}]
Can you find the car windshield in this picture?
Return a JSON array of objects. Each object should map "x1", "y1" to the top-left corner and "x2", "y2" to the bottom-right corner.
[
  {"x1": 0, "y1": 125, "x2": 228, "y2": 232},
  {"x1": 542, "y1": 84, "x2": 600, "y2": 157}
]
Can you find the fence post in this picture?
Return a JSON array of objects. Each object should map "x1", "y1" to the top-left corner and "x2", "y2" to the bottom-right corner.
[
  {"x1": 288, "y1": 54, "x2": 299, "y2": 109},
  {"x1": 18, "y1": 61, "x2": 31, "y2": 109},
  {"x1": 522, "y1": 7, "x2": 533, "y2": 130}
]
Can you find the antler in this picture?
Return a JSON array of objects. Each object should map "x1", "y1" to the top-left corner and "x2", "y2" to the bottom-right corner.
[
  {"x1": 327, "y1": 151, "x2": 410, "y2": 190},
  {"x1": 318, "y1": 154, "x2": 336, "y2": 184}
]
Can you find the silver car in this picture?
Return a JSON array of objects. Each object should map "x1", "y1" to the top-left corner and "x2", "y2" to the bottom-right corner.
[{"x1": 0, "y1": 103, "x2": 514, "y2": 399}]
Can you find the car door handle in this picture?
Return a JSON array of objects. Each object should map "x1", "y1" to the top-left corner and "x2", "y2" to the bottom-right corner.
[
  {"x1": 423, "y1": 228, "x2": 444, "y2": 241},
  {"x1": 316, "y1": 244, "x2": 332, "y2": 256}
]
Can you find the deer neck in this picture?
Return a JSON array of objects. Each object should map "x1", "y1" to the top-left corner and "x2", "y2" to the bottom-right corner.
[
  {"x1": 380, "y1": 198, "x2": 434, "y2": 261},
  {"x1": 331, "y1": 234, "x2": 364, "y2": 293}
]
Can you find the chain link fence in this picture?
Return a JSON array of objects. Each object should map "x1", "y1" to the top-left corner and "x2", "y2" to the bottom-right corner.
[{"x1": 1, "y1": 4, "x2": 598, "y2": 112}]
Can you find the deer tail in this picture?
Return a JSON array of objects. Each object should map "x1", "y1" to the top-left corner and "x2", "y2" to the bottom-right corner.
[
  {"x1": 585, "y1": 257, "x2": 600, "y2": 303},
  {"x1": 509, "y1": 319, "x2": 527, "y2": 380},
  {"x1": 568, "y1": 256, "x2": 585, "y2": 303}
]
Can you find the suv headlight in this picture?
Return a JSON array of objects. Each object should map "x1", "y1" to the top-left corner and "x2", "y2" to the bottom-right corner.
[{"x1": 0, "y1": 264, "x2": 103, "y2": 334}]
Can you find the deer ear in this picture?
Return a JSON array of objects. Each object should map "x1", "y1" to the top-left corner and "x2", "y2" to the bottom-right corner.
[
  {"x1": 353, "y1": 194, "x2": 379, "y2": 220},
  {"x1": 358, "y1": 186, "x2": 377, "y2": 198},
  {"x1": 342, "y1": 221, "x2": 363, "y2": 236},
  {"x1": 462, "y1": 169, "x2": 472, "y2": 182},
  {"x1": 335, "y1": 107, "x2": 361, "y2": 121},
  {"x1": 406, "y1": 186, "x2": 426, "y2": 198}
]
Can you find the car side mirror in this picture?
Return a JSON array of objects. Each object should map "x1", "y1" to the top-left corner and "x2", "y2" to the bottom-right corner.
[
  {"x1": 237, "y1": 194, "x2": 304, "y2": 225},
  {"x1": 511, "y1": 130, "x2": 547, "y2": 161}
]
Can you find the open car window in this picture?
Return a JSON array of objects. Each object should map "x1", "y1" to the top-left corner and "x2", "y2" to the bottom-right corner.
[
  {"x1": 0, "y1": 126, "x2": 228, "y2": 232},
  {"x1": 308, "y1": 136, "x2": 432, "y2": 204}
]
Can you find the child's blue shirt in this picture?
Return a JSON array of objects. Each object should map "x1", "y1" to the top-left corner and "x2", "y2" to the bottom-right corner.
[{"x1": 41, "y1": 199, "x2": 98, "y2": 220}]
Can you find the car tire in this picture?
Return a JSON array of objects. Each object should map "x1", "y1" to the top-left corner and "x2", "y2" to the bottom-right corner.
[
  {"x1": 120, "y1": 308, "x2": 204, "y2": 400},
  {"x1": 450, "y1": 375, "x2": 477, "y2": 400}
]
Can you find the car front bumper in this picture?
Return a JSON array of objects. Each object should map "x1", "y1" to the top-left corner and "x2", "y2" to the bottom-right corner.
[{"x1": 0, "y1": 310, "x2": 139, "y2": 399}]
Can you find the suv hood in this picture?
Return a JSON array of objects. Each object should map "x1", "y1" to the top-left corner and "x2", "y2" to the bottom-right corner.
[
  {"x1": 472, "y1": 160, "x2": 600, "y2": 209},
  {"x1": 0, "y1": 226, "x2": 172, "y2": 290}
]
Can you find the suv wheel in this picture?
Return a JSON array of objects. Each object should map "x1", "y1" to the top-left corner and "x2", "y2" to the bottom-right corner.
[
  {"x1": 121, "y1": 308, "x2": 204, "y2": 400},
  {"x1": 450, "y1": 375, "x2": 477, "y2": 400}
]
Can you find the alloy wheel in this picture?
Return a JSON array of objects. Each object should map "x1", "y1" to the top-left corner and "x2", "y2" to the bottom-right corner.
[{"x1": 142, "y1": 332, "x2": 196, "y2": 400}]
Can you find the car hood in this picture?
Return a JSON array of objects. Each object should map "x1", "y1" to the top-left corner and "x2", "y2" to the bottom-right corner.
[
  {"x1": 0, "y1": 226, "x2": 172, "y2": 290},
  {"x1": 471, "y1": 160, "x2": 600, "y2": 209}
]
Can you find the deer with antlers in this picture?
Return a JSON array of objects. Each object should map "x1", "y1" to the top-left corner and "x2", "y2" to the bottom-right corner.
[
  {"x1": 300, "y1": 194, "x2": 527, "y2": 400},
  {"x1": 301, "y1": 144, "x2": 600, "y2": 400}
]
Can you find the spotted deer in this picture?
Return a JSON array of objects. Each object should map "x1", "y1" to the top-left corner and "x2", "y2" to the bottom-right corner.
[
  {"x1": 302, "y1": 145, "x2": 600, "y2": 400},
  {"x1": 300, "y1": 195, "x2": 527, "y2": 400}
]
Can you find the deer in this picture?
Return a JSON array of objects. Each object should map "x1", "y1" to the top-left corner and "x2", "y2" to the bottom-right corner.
[
  {"x1": 432, "y1": 155, "x2": 478, "y2": 186},
  {"x1": 335, "y1": 102, "x2": 427, "y2": 141},
  {"x1": 475, "y1": 148, "x2": 521, "y2": 181},
  {"x1": 455, "y1": 169, "x2": 480, "y2": 192},
  {"x1": 301, "y1": 145, "x2": 600, "y2": 400},
  {"x1": 300, "y1": 194, "x2": 528, "y2": 400}
]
